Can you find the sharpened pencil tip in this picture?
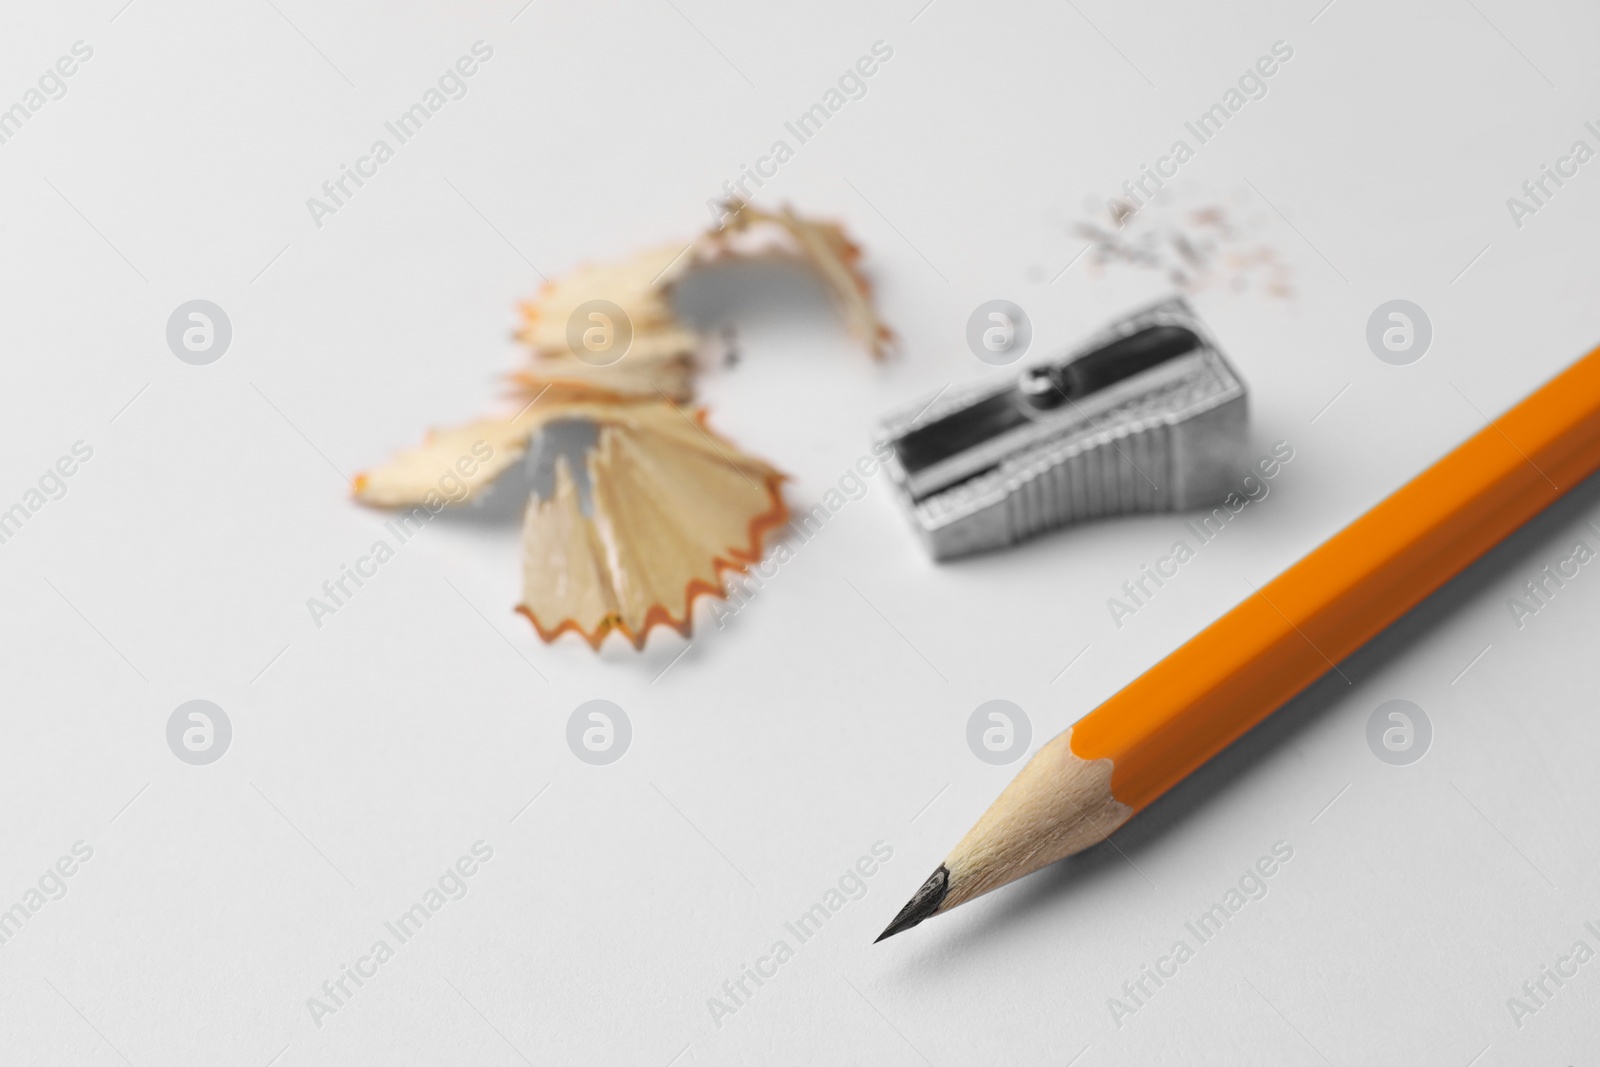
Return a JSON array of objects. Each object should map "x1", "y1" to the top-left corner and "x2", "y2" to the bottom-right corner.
[{"x1": 875, "y1": 865, "x2": 950, "y2": 942}]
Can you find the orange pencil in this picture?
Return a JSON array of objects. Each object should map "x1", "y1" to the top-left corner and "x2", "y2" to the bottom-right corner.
[{"x1": 877, "y1": 343, "x2": 1600, "y2": 941}]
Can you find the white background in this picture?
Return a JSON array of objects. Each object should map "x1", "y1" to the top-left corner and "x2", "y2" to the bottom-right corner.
[{"x1": 3, "y1": 0, "x2": 1599, "y2": 1063}]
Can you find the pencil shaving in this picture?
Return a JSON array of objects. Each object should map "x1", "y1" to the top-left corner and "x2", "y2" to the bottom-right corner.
[
  {"x1": 351, "y1": 415, "x2": 536, "y2": 507},
  {"x1": 691, "y1": 202, "x2": 894, "y2": 359},
  {"x1": 356, "y1": 201, "x2": 888, "y2": 649},
  {"x1": 516, "y1": 242, "x2": 701, "y2": 401},
  {"x1": 512, "y1": 200, "x2": 892, "y2": 403},
  {"x1": 517, "y1": 403, "x2": 788, "y2": 649}
]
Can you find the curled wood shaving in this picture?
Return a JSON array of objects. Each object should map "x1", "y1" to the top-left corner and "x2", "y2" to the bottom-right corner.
[
  {"x1": 505, "y1": 355, "x2": 697, "y2": 405},
  {"x1": 688, "y1": 201, "x2": 894, "y2": 359},
  {"x1": 515, "y1": 242, "x2": 700, "y2": 402},
  {"x1": 352, "y1": 415, "x2": 536, "y2": 507},
  {"x1": 511, "y1": 200, "x2": 892, "y2": 402},
  {"x1": 356, "y1": 201, "x2": 885, "y2": 649},
  {"x1": 516, "y1": 402, "x2": 787, "y2": 649}
]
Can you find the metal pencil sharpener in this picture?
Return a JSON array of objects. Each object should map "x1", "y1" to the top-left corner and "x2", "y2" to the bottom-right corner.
[{"x1": 876, "y1": 298, "x2": 1249, "y2": 560}]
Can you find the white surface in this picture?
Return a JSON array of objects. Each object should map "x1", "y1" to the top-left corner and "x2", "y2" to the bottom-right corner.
[{"x1": 2, "y1": 1, "x2": 1599, "y2": 1063}]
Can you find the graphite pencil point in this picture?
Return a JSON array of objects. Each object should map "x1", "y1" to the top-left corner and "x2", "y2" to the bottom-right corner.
[{"x1": 875, "y1": 865, "x2": 949, "y2": 942}]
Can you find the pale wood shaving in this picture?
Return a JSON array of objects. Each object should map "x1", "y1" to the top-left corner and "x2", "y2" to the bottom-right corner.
[
  {"x1": 688, "y1": 201, "x2": 893, "y2": 358},
  {"x1": 353, "y1": 399, "x2": 629, "y2": 506},
  {"x1": 358, "y1": 201, "x2": 886, "y2": 648},
  {"x1": 517, "y1": 402, "x2": 786, "y2": 648},
  {"x1": 506, "y1": 350, "x2": 696, "y2": 404},
  {"x1": 511, "y1": 202, "x2": 891, "y2": 402},
  {"x1": 514, "y1": 241, "x2": 700, "y2": 402},
  {"x1": 352, "y1": 415, "x2": 539, "y2": 507},
  {"x1": 520, "y1": 459, "x2": 620, "y2": 637}
]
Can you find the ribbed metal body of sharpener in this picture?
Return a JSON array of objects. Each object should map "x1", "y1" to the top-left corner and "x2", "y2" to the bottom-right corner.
[{"x1": 876, "y1": 298, "x2": 1249, "y2": 560}]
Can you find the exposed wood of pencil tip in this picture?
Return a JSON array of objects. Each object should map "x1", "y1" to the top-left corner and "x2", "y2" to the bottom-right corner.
[{"x1": 876, "y1": 730, "x2": 1131, "y2": 941}]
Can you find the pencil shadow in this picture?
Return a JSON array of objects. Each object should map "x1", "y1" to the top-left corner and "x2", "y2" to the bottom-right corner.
[{"x1": 918, "y1": 463, "x2": 1600, "y2": 955}]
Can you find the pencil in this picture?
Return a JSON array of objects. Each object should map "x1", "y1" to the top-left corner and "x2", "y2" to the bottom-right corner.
[{"x1": 877, "y1": 343, "x2": 1600, "y2": 942}]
